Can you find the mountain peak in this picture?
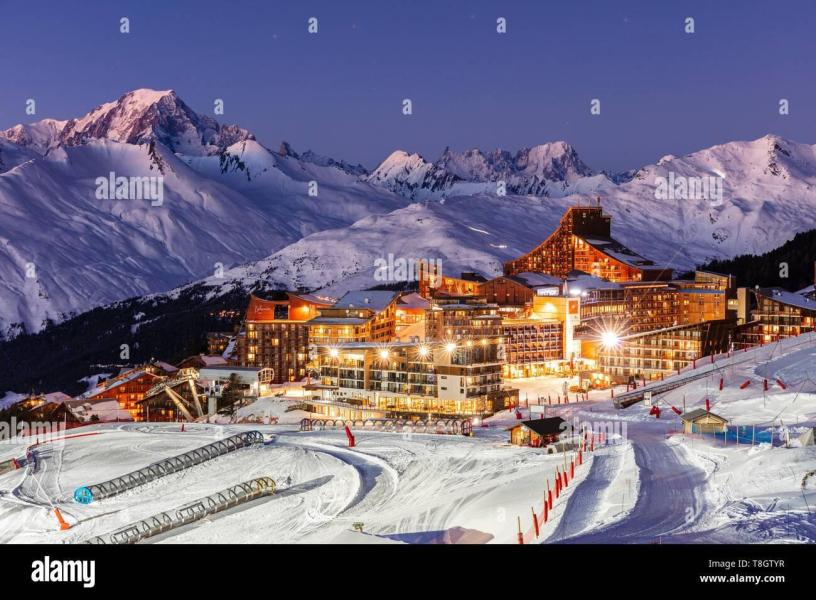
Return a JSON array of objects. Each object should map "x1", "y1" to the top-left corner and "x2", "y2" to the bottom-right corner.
[
  {"x1": 368, "y1": 141, "x2": 595, "y2": 199},
  {"x1": 0, "y1": 118, "x2": 68, "y2": 154},
  {"x1": 56, "y1": 88, "x2": 254, "y2": 155}
]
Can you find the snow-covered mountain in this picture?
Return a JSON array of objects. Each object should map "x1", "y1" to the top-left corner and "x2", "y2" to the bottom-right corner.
[
  {"x1": 366, "y1": 141, "x2": 598, "y2": 199},
  {"x1": 0, "y1": 89, "x2": 406, "y2": 338},
  {"x1": 2, "y1": 86, "x2": 816, "y2": 340},
  {"x1": 172, "y1": 135, "x2": 816, "y2": 302},
  {"x1": 1, "y1": 118, "x2": 67, "y2": 155},
  {"x1": 56, "y1": 89, "x2": 255, "y2": 156}
]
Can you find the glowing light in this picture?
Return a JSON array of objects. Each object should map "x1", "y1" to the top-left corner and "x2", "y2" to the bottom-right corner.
[
  {"x1": 329, "y1": 348, "x2": 339, "y2": 358},
  {"x1": 569, "y1": 288, "x2": 581, "y2": 297},
  {"x1": 480, "y1": 338, "x2": 487, "y2": 345},
  {"x1": 418, "y1": 345, "x2": 429, "y2": 358},
  {"x1": 379, "y1": 349, "x2": 390, "y2": 360},
  {"x1": 445, "y1": 342, "x2": 457, "y2": 353},
  {"x1": 600, "y1": 331, "x2": 620, "y2": 349}
]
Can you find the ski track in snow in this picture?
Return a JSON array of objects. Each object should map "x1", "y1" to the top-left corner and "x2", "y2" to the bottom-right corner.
[{"x1": 558, "y1": 429, "x2": 708, "y2": 543}]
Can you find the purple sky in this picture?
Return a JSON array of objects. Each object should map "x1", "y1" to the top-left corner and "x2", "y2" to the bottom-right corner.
[{"x1": 1, "y1": 0, "x2": 814, "y2": 172}]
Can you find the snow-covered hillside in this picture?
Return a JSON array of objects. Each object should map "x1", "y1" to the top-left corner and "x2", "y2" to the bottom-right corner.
[
  {"x1": 168, "y1": 135, "x2": 816, "y2": 300},
  {"x1": 0, "y1": 89, "x2": 405, "y2": 337},
  {"x1": 2, "y1": 86, "x2": 816, "y2": 337}
]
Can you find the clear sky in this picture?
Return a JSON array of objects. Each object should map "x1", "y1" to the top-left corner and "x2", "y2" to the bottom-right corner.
[{"x1": 1, "y1": 0, "x2": 814, "y2": 172}]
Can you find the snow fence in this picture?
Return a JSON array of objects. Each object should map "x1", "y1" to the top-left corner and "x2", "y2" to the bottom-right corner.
[
  {"x1": 73, "y1": 430, "x2": 264, "y2": 504},
  {"x1": 85, "y1": 476, "x2": 276, "y2": 544}
]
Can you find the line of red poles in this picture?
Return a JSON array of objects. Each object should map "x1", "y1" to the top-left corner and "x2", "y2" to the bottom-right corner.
[{"x1": 518, "y1": 431, "x2": 599, "y2": 544}]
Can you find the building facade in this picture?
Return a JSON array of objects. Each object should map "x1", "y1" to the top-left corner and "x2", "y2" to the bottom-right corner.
[
  {"x1": 314, "y1": 340, "x2": 513, "y2": 417},
  {"x1": 596, "y1": 319, "x2": 733, "y2": 382},
  {"x1": 503, "y1": 205, "x2": 672, "y2": 282},
  {"x1": 87, "y1": 369, "x2": 162, "y2": 421},
  {"x1": 306, "y1": 290, "x2": 400, "y2": 346},
  {"x1": 238, "y1": 292, "x2": 335, "y2": 383},
  {"x1": 739, "y1": 287, "x2": 816, "y2": 345}
]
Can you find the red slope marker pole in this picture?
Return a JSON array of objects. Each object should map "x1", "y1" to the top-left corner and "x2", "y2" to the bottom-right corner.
[{"x1": 532, "y1": 507, "x2": 540, "y2": 538}]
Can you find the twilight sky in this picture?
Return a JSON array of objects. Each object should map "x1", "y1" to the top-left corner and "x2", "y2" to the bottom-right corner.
[{"x1": 1, "y1": 0, "x2": 814, "y2": 172}]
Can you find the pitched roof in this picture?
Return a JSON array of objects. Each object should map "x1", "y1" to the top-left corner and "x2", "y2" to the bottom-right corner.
[
  {"x1": 334, "y1": 290, "x2": 399, "y2": 312},
  {"x1": 757, "y1": 287, "x2": 816, "y2": 312},
  {"x1": 397, "y1": 292, "x2": 430, "y2": 310},
  {"x1": 516, "y1": 417, "x2": 570, "y2": 436},
  {"x1": 581, "y1": 236, "x2": 654, "y2": 268},
  {"x1": 681, "y1": 408, "x2": 728, "y2": 422}
]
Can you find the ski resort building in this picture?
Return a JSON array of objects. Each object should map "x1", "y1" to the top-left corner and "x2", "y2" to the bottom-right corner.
[
  {"x1": 312, "y1": 339, "x2": 515, "y2": 417},
  {"x1": 87, "y1": 369, "x2": 162, "y2": 421},
  {"x1": 306, "y1": 290, "x2": 401, "y2": 346},
  {"x1": 206, "y1": 331, "x2": 232, "y2": 355},
  {"x1": 503, "y1": 205, "x2": 672, "y2": 282},
  {"x1": 417, "y1": 267, "x2": 485, "y2": 299},
  {"x1": 594, "y1": 319, "x2": 733, "y2": 382},
  {"x1": 739, "y1": 287, "x2": 816, "y2": 345},
  {"x1": 680, "y1": 408, "x2": 729, "y2": 434},
  {"x1": 395, "y1": 292, "x2": 430, "y2": 340},
  {"x1": 238, "y1": 292, "x2": 335, "y2": 383},
  {"x1": 478, "y1": 272, "x2": 564, "y2": 307},
  {"x1": 502, "y1": 294, "x2": 582, "y2": 377},
  {"x1": 577, "y1": 271, "x2": 735, "y2": 335},
  {"x1": 508, "y1": 417, "x2": 571, "y2": 447},
  {"x1": 425, "y1": 296, "x2": 503, "y2": 341}
]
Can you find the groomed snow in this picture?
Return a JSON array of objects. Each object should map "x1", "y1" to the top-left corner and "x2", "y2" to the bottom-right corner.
[{"x1": 1, "y1": 333, "x2": 814, "y2": 544}]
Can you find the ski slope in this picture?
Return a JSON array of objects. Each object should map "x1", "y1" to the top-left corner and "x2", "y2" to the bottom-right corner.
[
  {"x1": 0, "y1": 421, "x2": 593, "y2": 544},
  {"x1": 1, "y1": 333, "x2": 814, "y2": 544}
]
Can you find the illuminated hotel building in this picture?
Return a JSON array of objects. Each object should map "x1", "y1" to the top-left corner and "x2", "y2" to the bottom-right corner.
[
  {"x1": 597, "y1": 320, "x2": 733, "y2": 382},
  {"x1": 576, "y1": 271, "x2": 734, "y2": 334},
  {"x1": 504, "y1": 205, "x2": 672, "y2": 282},
  {"x1": 739, "y1": 287, "x2": 816, "y2": 345},
  {"x1": 394, "y1": 292, "x2": 430, "y2": 341},
  {"x1": 424, "y1": 296, "x2": 503, "y2": 341},
  {"x1": 502, "y1": 293, "x2": 581, "y2": 377},
  {"x1": 313, "y1": 339, "x2": 514, "y2": 417},
  {"x1": 238, "y1": 292, "x2": 334, "y2": 383},
  {"x1": 306, "y1": 290, "x2": 401, "y2": 346}
]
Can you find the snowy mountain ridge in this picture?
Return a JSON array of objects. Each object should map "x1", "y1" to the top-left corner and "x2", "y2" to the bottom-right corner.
[
  {"x1": 171, "y1": 134, "x2": 816, "y2": 303},
  {"x1": 366, "y1": 141, "x2": 597, "y2": 199},
  {"x1": 0, "y1": 89, "x2": 406, "y2": 338},
  {"x1": 1, "y1": 87, "x2": 816, "y2": 339}
]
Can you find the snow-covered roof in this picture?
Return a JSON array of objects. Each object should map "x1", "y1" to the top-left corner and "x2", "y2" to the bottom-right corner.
[
  {"x1": 293, "y1": 292, "x2": 336, "y2": 305},
  {"x1": 681, "y1": 408, "x2": 727, "y2": 422},
  {"x1": 307, "y1": 317, "x2": 369, "y2": 325},
  {"x1": 153, "y1": 360, "x2": 179, "y2": 372},
  {"x1": 397, "y1": 292, "x2": 430, "y2": 310},
  {"x1": 199, "y1": 355, "x2": 228, "y2": 366},
  {"x1": 43, "y1": 391, "x2": 73, "y2": 404},
  {"x1": 507, "y1": 272, "x2": 563, "y2": 289},
  {"x1": 65, "y1": 398, "x2": 132, "y2": 422},
  {"x1": 758, "y1": 288, "x2": 816, "y2": 311},
  {"x1": 87, "y1": 369, "x2": 154, "y2": 397},
  {"x1": 333, "y1": 290, "x2": 399, "y2": 312},
  {"x1": 581, "y1": 236, "x2": 653, "y2": 267},
  {"x1": 565, "y1": 271, "x2": 621, "y2": 292}
]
